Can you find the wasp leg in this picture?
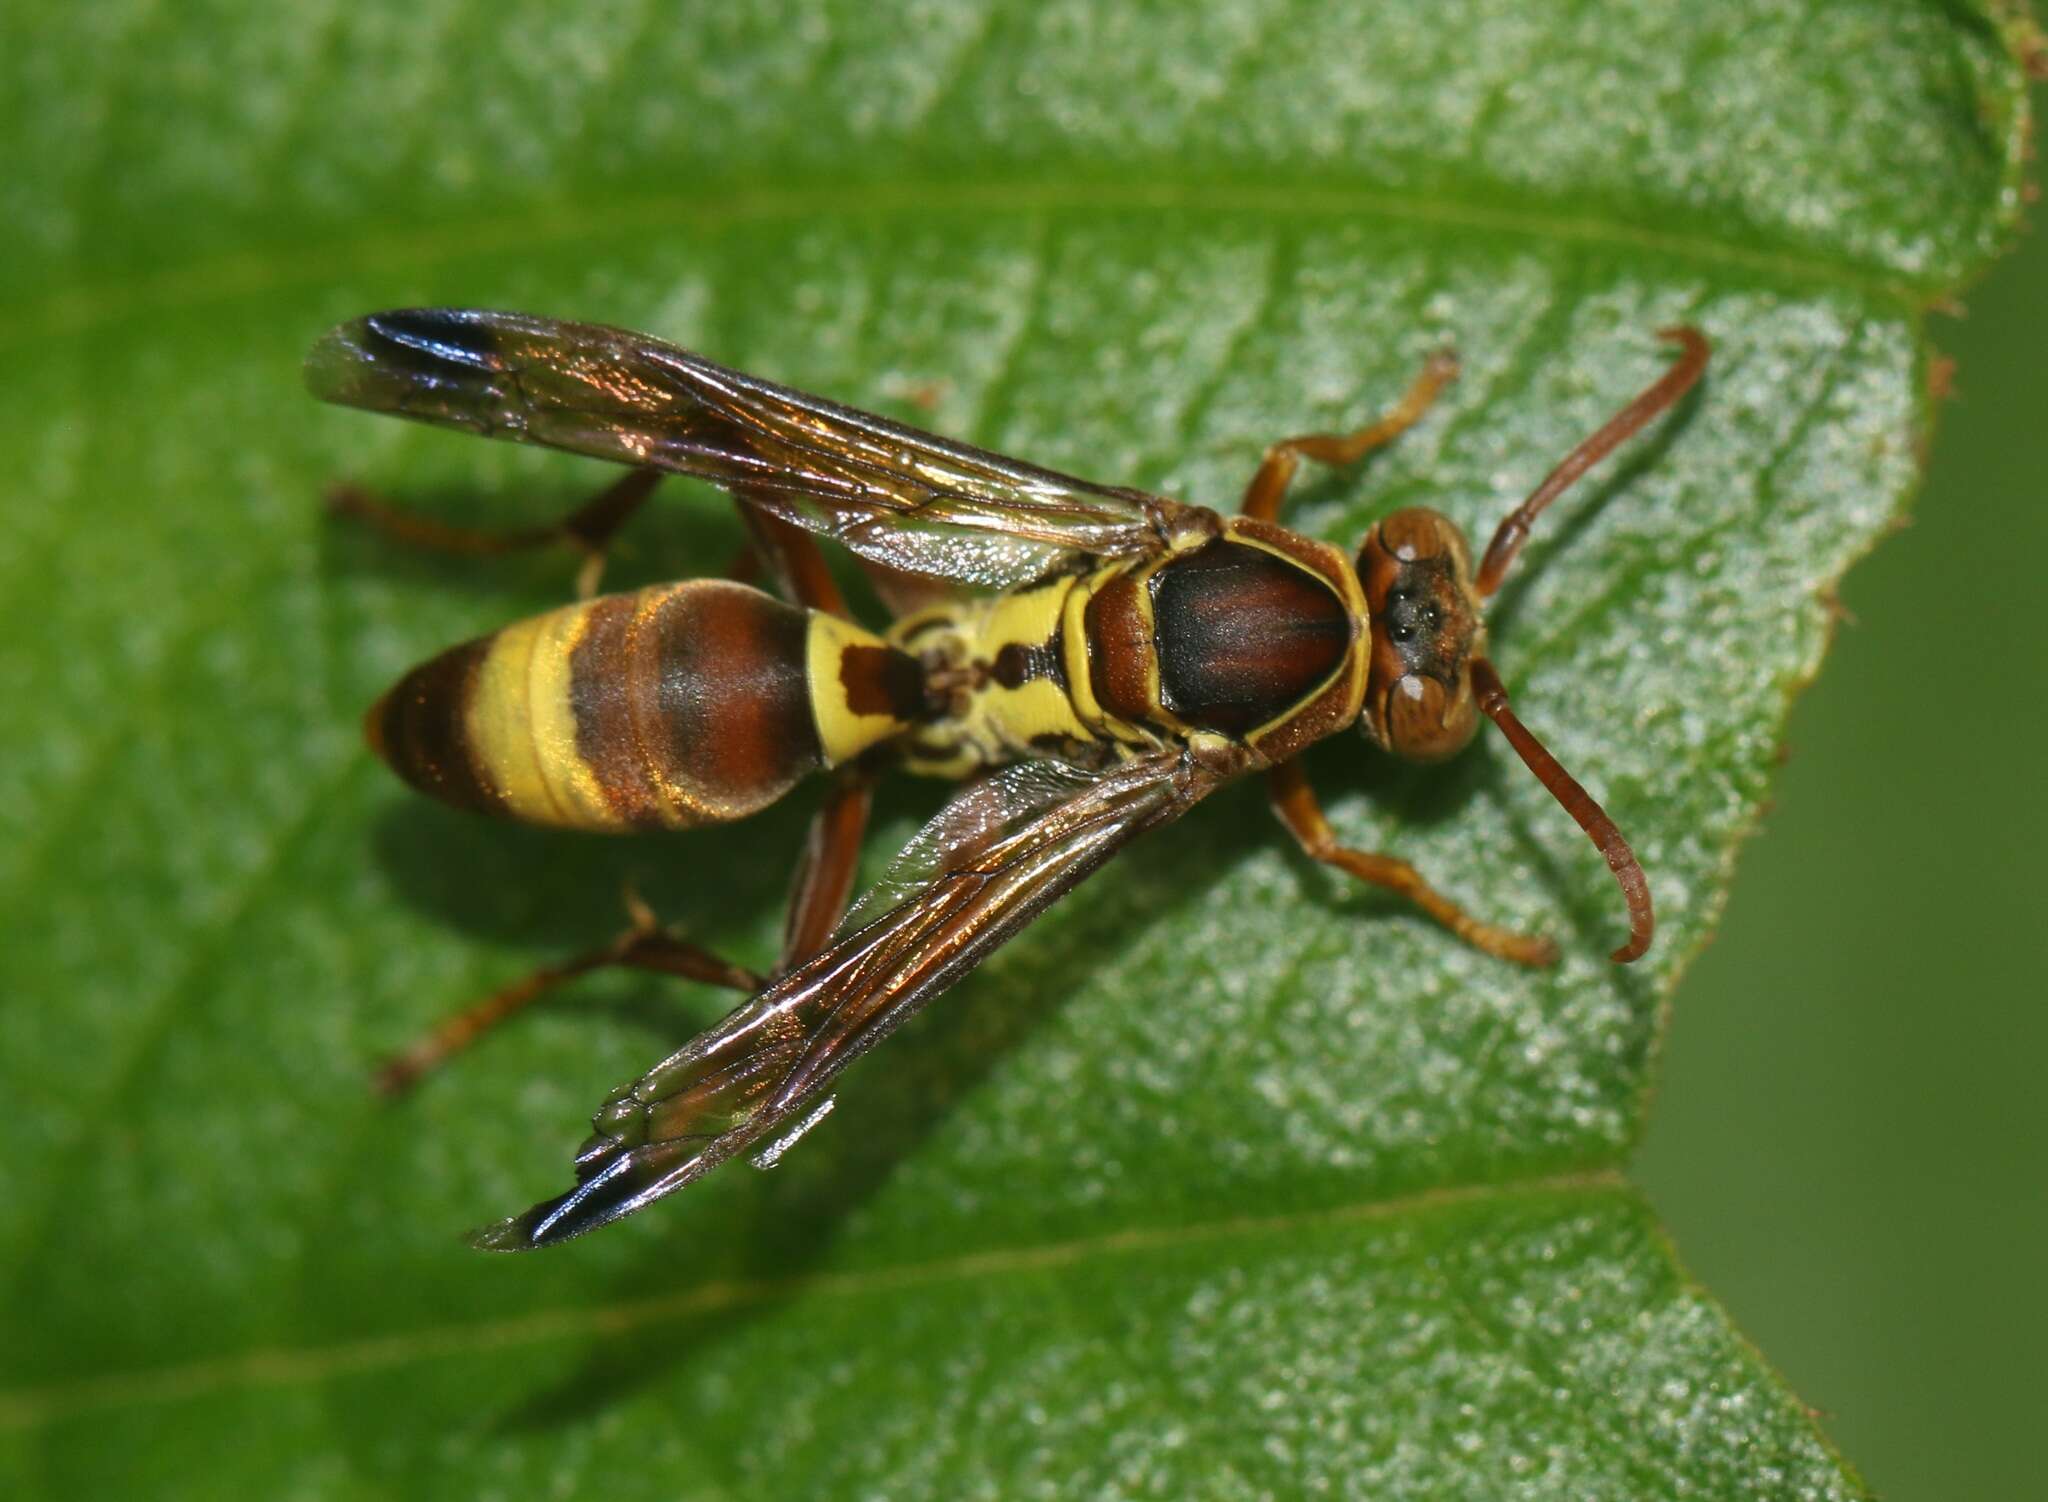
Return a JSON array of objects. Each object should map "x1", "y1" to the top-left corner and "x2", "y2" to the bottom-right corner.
[
  {"x1": 860, "y1": 556, "x2": 963, "y2": 620},
  {"x1": 735, "y1": 501, "x2": 851, "y2": 616},
  {"x1": 1239, "y1": 352, "x2": 1458, "y2": 523},
  {"x1": 779, "y1": 769, "x2": 877, "y2": 971},
  {"x1": 1267, "y1": 759, "x2": 1556, "y2": 966},
  {"x1": 731, "y1": 501, "x2": 882, "y2": 971},
  {"x1": 329, "y1": 467, "x2": 662, "y2": 600},
  {"x1": 374, "y1": 885, "x2": 763, "y2": 1095}
]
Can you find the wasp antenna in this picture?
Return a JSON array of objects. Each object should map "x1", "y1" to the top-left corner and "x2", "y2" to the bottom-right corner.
[
  {"x1": 1469, "y1": 660, "x2": 1652, "y2": 963},
  {"x1": 1475, "y1": 326, "x2": 1710, "y2": 598}
]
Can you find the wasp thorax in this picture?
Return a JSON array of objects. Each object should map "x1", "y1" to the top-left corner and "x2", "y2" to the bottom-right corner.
[{"x1": 1355, "y1": 506, "x2": 1485, "y2": 761}]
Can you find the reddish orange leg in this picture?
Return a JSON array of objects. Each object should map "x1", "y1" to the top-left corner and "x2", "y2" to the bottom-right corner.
[
  {"x1": 733, "y1": 497, "x2": 880, "y2": 971},
  {"x1": 733, "y1": 484, "x2": 964, "y2": 617},
  {"x1": 374, "y1": 885, "x2": 763, "y2": 1095},
  {"x1": 1267, "y1": 759, "x2": 1557, "y2": 966},
  {"x1": 780, "y1": 770, "x2": 877, "y2": 971},
  {"x1": 857, "y1": 555, "x2": 962, "y2": 619},
  {"x1": 1240, "y1": 351, "x2": 1459, "y2": 523},
  {"x1": 329, "y1": 467, "x2": 662, "y2": 600},
  {"x1": 736, "y1": 500, "x2": 851, "y2": 616}
]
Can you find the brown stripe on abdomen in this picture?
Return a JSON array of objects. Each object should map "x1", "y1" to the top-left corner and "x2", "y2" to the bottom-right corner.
[
  {"x1": 366, "y1": 636, "x2": 504, "y2": 814},
  {"x1": 569, "y1": 581, "x2": 825, "y2": 829}
]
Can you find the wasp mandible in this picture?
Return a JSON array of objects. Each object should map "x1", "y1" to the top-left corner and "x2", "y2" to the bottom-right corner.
[{"x1": 308, "y1": 309, "x2": 1708, "y2": 1248}]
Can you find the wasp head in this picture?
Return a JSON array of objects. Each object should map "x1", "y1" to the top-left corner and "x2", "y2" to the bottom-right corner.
[{"x1": 1355, "y1": 506, "x2": 1485, "y2": 763}]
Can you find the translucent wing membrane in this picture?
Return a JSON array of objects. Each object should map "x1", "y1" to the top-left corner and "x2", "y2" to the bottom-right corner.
[
  {"x1": 470, "y1": 750, "x2": 1229, "y2": 1249},
  {"x1": 835, "y1": 761, "x2": 1105, "y2": 937},
  {"x1": 307, "y1": 308, "x2": 1182, "y2": 587}
]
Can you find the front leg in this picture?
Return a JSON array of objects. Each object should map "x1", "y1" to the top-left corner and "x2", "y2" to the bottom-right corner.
[
  {"x1": 1239, "y1": 351, "x2": 1458, "y2": 523},
  {"x1": 1267, "y1": 758, "x2": 1555, "y2": 966}
]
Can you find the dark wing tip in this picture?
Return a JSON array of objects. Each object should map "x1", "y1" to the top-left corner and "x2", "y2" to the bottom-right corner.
[
  {"x1": 467, "y1": 1202, "x2": 589, "y2": 1253},
  {"x1": 465, "y1": 1156, "x2": 631, "y2": 1252},
  {"x1": 362, "y1": 309, "x2": 510, "y2": 370},
  {"x1": 304, "y1": 307, "x2": 521, "y2": 409},
  {"x1": 465, "y1": 1212, "x2": 554, "y2": 1253},
  {"x1": 465, "y1": 1137, "x2": 702, "y2": 1252}
]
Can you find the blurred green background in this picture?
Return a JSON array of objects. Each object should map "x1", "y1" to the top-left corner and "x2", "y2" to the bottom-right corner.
[{"x1": 1637, "y1": 215, "x2": 2048, "y2": 1496}]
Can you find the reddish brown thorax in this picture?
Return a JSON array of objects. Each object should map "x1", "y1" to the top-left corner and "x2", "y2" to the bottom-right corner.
[{"x1": 1355, "y1": 506, "x2": 1485, "y2": 763}]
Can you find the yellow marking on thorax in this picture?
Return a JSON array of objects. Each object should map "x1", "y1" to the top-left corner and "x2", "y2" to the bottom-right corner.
[
  {"x1": 805, "y1": 611, "x2": 909, "y2": 767},
  {"x1": 1059, "y1": 580, "x2": 1102, "y2": 721},
  {"x1": 465, "y1": 606, "x2": 613, "y2": 828},
  {"x1": 963, "y1": 578, "x2": 1091, "y2": 755},
  {"x1": 980, "y1": 581, "x2": 1067, "y2": 657},
  {"x1": 981, "y1": 675, "x2": 1089, "y2": 750}
]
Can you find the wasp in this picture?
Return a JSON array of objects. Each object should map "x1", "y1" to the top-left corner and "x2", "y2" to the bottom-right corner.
[{"x1": 307, "y1": 309, "x2": 1708, "y2": 1248}]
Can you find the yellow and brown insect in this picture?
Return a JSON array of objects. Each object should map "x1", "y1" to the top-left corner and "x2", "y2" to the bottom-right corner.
[{"x1": 307, "y1": 309, "x2": 1708, "y2": 1248}]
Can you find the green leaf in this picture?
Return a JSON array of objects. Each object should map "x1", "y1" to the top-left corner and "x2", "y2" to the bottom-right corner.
[{"x1": 1, "y1": 2, "x2": 2032, "y2": 1496}]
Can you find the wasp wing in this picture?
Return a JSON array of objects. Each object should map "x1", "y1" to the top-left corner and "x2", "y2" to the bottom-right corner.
[
  {"x1": 307, "y1": 308, "x2": 1186, "y2": 587},
  {"x1": 469, "y1": 749, "x2": 1233, "y2": 1250}
]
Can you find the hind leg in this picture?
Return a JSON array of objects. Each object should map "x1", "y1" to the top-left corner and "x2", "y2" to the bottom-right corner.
[
  {"x1": 373, "y1": 885, "x2": 763, "y2": 1094},
  {"x1": 329, "y1": 467, "x2": 661, "y2": 599}
]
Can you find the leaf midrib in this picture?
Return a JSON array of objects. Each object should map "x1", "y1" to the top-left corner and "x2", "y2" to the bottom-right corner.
[
  {"x1": 0, "y1": 1169, "x2": 1626, "y2": 1435},
  {"x1": 1, "y1": 173, "x2": 1936, "y2": 350}
]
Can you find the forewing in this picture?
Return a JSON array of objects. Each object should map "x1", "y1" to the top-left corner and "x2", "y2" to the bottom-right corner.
[
  {"x1": 307, "y1": 307, "x2": 1183, "y2": 586},
  {"x1": 470, "y1": 750, "x2": 1228, "y2": 1250}
]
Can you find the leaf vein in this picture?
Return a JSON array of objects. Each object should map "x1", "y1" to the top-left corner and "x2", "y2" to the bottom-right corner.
[
  {"x1": 0, "y1": 178, "x2": 1925, "y2": 351},
  {"x1": 0, "y1": 1170, "x2": 1626, "y2": 1434}
]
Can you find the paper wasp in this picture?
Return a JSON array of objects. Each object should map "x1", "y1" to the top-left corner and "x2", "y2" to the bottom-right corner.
[{"x1": 308, "y1": 309, "x2": 1708, "y2": 1249}]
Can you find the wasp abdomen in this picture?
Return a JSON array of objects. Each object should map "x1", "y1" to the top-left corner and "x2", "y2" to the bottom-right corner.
[{"x1": 370, "y1": 581, "x2": 921, "y2": 831}]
